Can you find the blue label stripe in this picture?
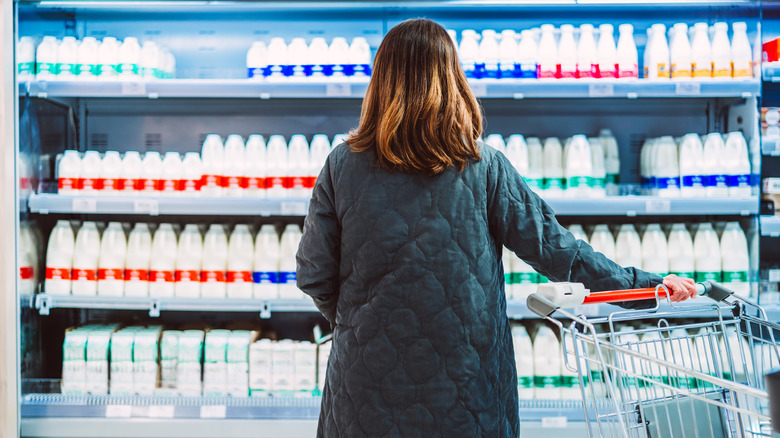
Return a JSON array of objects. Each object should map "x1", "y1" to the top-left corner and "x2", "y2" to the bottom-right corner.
[
  {"x1": 681, "y1": 175, "x2": 705, "y2": 188},
  {"x1": 279, "y1": 272, "x2": 297, "y2": 284},
  {"x1": 656, "y1": 177, "x2": 680, "y2": 190},
  {"x1": 727, "y1": 174, "x2": 750, "y2": 187},
  {"x1": 252, "y1": 272, "x2": 280, "y2": 284}
]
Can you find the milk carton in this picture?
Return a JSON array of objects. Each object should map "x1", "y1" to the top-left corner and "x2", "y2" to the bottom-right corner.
[
  {"x1": 272, "y1": 340, "x2": 295, "y2": 395},
  {"x1": 160, "y1": 330, "x2": 181, "y2": 392},
  {"x1": 227, "y1": 331, "x2": 257, "y2": 397},
  {"x1": 85, "y1": 328, "x2": 113, "y2": 394},
  {"x1": 249, "y1": 339, "x2": 273, "y2": 396},
  {"x1": 295, "y1": 341, "x2": 317, "y2": 394},
  {"x1": 45, "y1": 220, "x2": 75, "y2": 295},
  {"x1": 133, "y1": 328, "x2": 160, "y2": 395},
  {"x1": 203, "y1": 330, "x2": 230, "y2": 396},
  {"x1": 62, "y1": 327, "x2": 90, "y2": 394},
  {"x1": 177, "y1": 330, "x2": 205, "y2": 396},
  {"x1": 108, "y1": 328, "x2": 135, "y2": 395}
]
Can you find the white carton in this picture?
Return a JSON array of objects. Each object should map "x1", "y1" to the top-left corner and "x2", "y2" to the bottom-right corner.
[
  {"x1": 109, "y1": 329, "x2": 136, "y2": 395},
  {"x1": 294, "y1": 341, "x2": 317, "y2": 394},
  {"x1": 249, "y1": 339, "x2": 273, "y2": 396},
  {"x1": 272, "y1": 340, "x2": 295, "y2": 394},
  {"x1": 176, "y1": 330, "x2": 205, "y2": 396},
  {"x1": 133, "y1": 328, "x2": 161, "y2": 395},
  {"x1": 159, "y1": 330, "x2": 180, "y2": 392},
  {"x1": 85, "y1": 328, "x2": 114, "y2": 395},
  {"x1": 62, "y1": 327, "x2": 90, "y2": 395},
  {"x1": 226, "y1": 330, "x2": 257, "y2": 397},
  {"x1": 203, "y1": 330, "x2": 230, "y2": 396},
  {"x1": 317, "y1": 342, "x2": 332, "y2": 392}
]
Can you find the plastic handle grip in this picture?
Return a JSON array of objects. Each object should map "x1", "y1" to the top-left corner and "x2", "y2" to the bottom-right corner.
[{"x1": 581, "y1": 287, "x2": 660, "y2": 304}]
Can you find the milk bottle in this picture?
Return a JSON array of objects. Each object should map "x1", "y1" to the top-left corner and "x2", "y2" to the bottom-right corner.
[
  {"x1": 537, "y1": 25, "x2": 557, "y2": 79},
  {"x1": 588, "y1": 137, "x2": 607, "y2": 198},
  {"x1": 125, "y1": 223, "x2": 152, "y2": 297},
  {"x1": 140, "y1": 41, "x2": 160, "y2": 80},
  {"x1": 141, "y1": 151, "x2": 163, "y2": 194},
  {"x1": 459, "y1": 30, "x2": 479, "y2": 78},
  {"x1": 693, "y1": 223, "x2": 722, "y2": 283},
  {"x1": 558, "y1": 25, "x2": 577, "y2": 79},
  {"x1": 181, "y1": 152, "x2": 202, "y2": 196},
  {"x1": 120, "y1": 151, "x2": 143, "y2": 195},
  {"x1": 287, "y1": 135, "x2": 310, "y2": 198},
  {"x1": 160, "y1": 152, "x2": 182, "y2": 196},
  {"x1": 99, "y1": 151, "x2": 122, "y2": 195},
  {"x1": 617, "y1": 24, "x2": 638, "y2": 78},
  {"x1": 512, "y1": 325, "x2": 534, "y2": 399},
  {"x1": 565, "y1": 135, "x2": 592, "y2": 198},
  {"x1": 332, "y1": 133, "x2": 349, "y2": 147},
  {"x1": 690, "y1": 23, "x2": 712, "y2": 78},
  {"x1": 670, "y1": 23, "x2": 692, "y2": 79},
  {"x1": 600, "y1": 129, "x2": 620, "y2": 195},
  {"x1": 72, "y1": 221, "x2": 100, "y2": 296},
  {"x1": 265, "y1": 135, "x2": 288, "y2": 199},
  {"x1": 679, "y1": 133, "x2": 705, "y2": 197},
  {"x1": 498, "y1": 30, "x2": 517, "y2": 79},
  {"x1": 201, "y1": 224, "x2": 228, "y2": 299},
  {"x1": 724, "y1": 132, "x2": 751, "y2": 197},
  {"x1": 516, "y1": 30, "x2": 538, "y2": 79},
  {"x1": 615, "y1": 224, "x2": 642, "y2": 269},
  {"x1": 245, "y1": 135, "x2": 267, "y2": 198},
  {"x1": 309, "y1": 134, "x2": 331, "y2": 191},
  {"x1": 485, "y1": 134, "x2": 506, "y2": 155},
  {"x1": 279, "y1": 224, "x2": 302, "y2": 299},
  {"x1": 58, "y1": 150, "x2": 82, "y2": 195},
  {"x1": 201, "y1": 134, "x2": 225, "y2": 197},
  {"x1": 57, "y1": 36, "x2": 79, "y2": 78},
  {"x1": 533, "y1": 324, "x2": 562, "y2": 399},
  {"x1": 590, "y1": 224, "x2": 616, "y2": 261},
  {"x1": 118, "y1": 37, "x2": 141, "y2": 78},
  {"x1": 223, "y1": 134, "x2": 246, "y2": 197},
  {"x1": 720, "y1": 222, "x2": 750, "y2": 296},
  {"x1": 349, "y1": 37, "x2": 372, "y2": 77},
  {"x1": 646, "y1": 24, "x2": 670, "y2": 79},
  {"x1": 711, "y1": 23, "x2": 732, "y2": 78},
  {"x1": 79, "y1": 151, "x2": 101, "y2": 194},
  {"x1": 43, "y1": 220, "x2": 75, "y2": 295},
  {"x1": 641, "y1": 224, "x2": 669, "y2": 276},
  {"x1": 308, "y1": 37, "x2": 329, "y2": 77},
  {"x1": 577, "y1": 24, "x2": 598, "y2": 79},
  {"x1": 567, "y1": 224, "x2": 589, "y2": 244},
  {"x1": 328, "y1": 37, "x2": 350, "y2": 77},
  {"x1": 288, "y1": 38, "x2": 308, "y2": 77},
  {"x1": 667, "y1": 223, "x2": 695, "y2": 279},
  {"x1": 96, "y1": 222, "x2": 126, "y2": 296},
  {"x1": 35, "y1": 36, "x2": 58, "y2": 80},
  {"x1": 543, "y1": 137, "x2": 564, "y2": 197},
  {"x1": 654, "y1": 136, "x2": 680, "y2": 197},
  {"x1": 19, "y1": 223, "x2": 38, "y2": 295},
  {"x1": 149, "y1": 224, "x2": 177, "y2": 297},
  {"x1": 512, "y1": 254, "x2": 537, "y2": 301},
  {"x1": 597, "y1": 24, "x2": 618, "y2": 79},
  {"x1": 17, "y1": 36, "x2": 36, "y2": 81},
  {"x1": 524, "y1": 137, "x2": 544, "y2": 192},
  {"x1": 175, "y1": 224, "x2": 203, "y2": 298},
  {"x1": 703, "y1": 133, "x2": 728, "y2": 197},
  {"x1": 479, "y1": 29, "x2": 500, "y2": 79},
  {"x1": 253, "y1": 224, "x2": 280, "y2": 300},
  {"x1": 640, "y1": 138, "x2": 655, "y2": 194},
  {"x1": 226, "y1": 225, "x2": 254, "y2": 299},
  {"x1": 731, "y1": 22, "x2": 752, "y2": 79},
  {"x1": 246, "y1": 41, "x2": 268, "y2": 79},
  {"x1": 505, "y1": 135, "x2": 529, "y2": 177}
]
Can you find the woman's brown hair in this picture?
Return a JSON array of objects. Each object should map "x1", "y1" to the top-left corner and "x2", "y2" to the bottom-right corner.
[{"x1": 345, "y1": 18, "x2": 483, "y2": 175}]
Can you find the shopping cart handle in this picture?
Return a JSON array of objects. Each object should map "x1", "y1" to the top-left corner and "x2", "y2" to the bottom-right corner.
[
  {"x1": 527, "y1": 293, "x2": 560, "y2": 318},
  {"x1": 697, "y1": 280, "x2": 734, "y2": 302}
]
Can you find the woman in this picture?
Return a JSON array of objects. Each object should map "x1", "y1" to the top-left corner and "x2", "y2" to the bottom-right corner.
[{"x1": 296, "y1": 18, "x2": 696, "y2": 438}]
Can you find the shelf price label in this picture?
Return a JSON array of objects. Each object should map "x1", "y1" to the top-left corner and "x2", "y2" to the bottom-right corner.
[
  {"x1": 133, "y1": 199, "x2": 160, "y2": 215},
  {"x1": 200, "y1": 405, "x2": 227, "y2": 419},
  {"x1": 541, "y1": 416, "x2": 568, "y2": 428},
  {"x1": 72, "y1": 198, "x2": 97, "y2": 213},
  {"x1": 326, "y1": 83, "x2": 351, "y2": 97},
  {"x1": 121, "y1": 81, "x2": 147, "y2": 96},
  {"x1": 470, "y1": 83, "x2": 487, "y2": 97},
  {"x1": 280, "y1": 201, "x2": 307, "y2": 216},
  {"x1": 148, "y1": 405, "x2": 176, "y2": 418},
  {"x1": 105, "y1": 405, "x2": 133, "y2": 418},
  {"x1": 675, "y1": 82, "x2": 701, "y2": 96},
  {"x1": 588, "y1": 83, "x2": 614, "y2": 97},
  {"x1": 644, "y1": 199, "x2": 671, "y2": 214}
]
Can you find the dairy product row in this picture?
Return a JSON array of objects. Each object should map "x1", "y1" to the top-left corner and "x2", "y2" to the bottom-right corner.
[
  {"x1": 57, "y1": 133, "x2": 343, "y2": 198},
  {"x1": 456, "y1": 22, "x2": 754, "y2": 80},
  {"x1": 43, "y1": 221, "x2": 306, "y2": 300},
  {"x1": 247, "y1": 37, "x2": 372, "y2": 78},
  {"x1": 62, "y1": 324, "x2": 329, "y2": 397},
  {"x1": 504, "y1": 221, "x2": 752, "y2": 300},
  {"x1": 640, "y1": 132, "x2": 753, "y2": 198},
  {"x1": 19, "y1": 36, "x2": 176, "y2": 82}
]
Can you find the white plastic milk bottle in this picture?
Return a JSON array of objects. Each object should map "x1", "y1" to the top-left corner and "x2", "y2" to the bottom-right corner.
[
  {"x1": 71, "y1": 221, "x2": 100, "y2": 296},
  {"x1": 118, "y1": 37, "x2": 141, "y2": 78},
  {"x1": 17, "y1": 37, "x2": 36, "y2": 81},
  {"x1": 711, "y1": 23, "x2": 732, "y2": 78},
  {"x1": 201, "y1": 134, "x2": 225, "y2": 197},
  {"x1": 516, "y1": 30, "x2": 538, "y2": 79},
  {"x1": 577, "y1": 24, "x2": 598, "y2": 79},
  {"x1": 308, "y1": 37, "x2": 328, "y2": 77},
  {"x1": 558, "y1": 25, "x2": 577, "y2": 79},
  {"x1": 141, "y1": 151, "x2": 163, "y2": 194},
  {"x1": 247, "y1": 41, "x2": 268, "y2": 79},
  {"x1": 512, "y1": 325, "x2": 534, "y2": 399},
  {"x1": 588, "y1": 137, "x2": 607, "y2": 198},
  {"x1": 498, "y1": 30, "x2": 517, "y2": 79},
  {"x1": 615, "y1": 224, "x2": 643, "y2": 269},
  {"x1": 703, "y1": 133, "x2": 729, "y2": 197},
  {"x1": 288, "y1": 135, "x2": 310, "y2": 198},
  {"x1": 253, "y1": 224, "x2": 281, "y2": 300},
  {"x1": 724, "y1": 132, "x2": 751, "y2": 197},
  {"x1": 616, "y1": 24, "x2": 638, "y2": 78},
  {"x1": 537, "y1": 25, "x2": 558, "y2": 79},
  {"x1": 98, "y1": 37, "x2": 120, "y2": 80},
  {"x1": 279, "y1": 224, "x2": 302, "y2": 299},
  {"x1": 160, "y1": 152, "x2": 183, "y2": 196},
  {"x1": 670, "y1": 23, "x2": 692, "y2": 79},
  {"x1": 667, "y1": 223, "x2": 695, "y2": 280},
  {"x1": 99, "y1": 151, "x2": 122, "y2": 195},
  {"x1": 565, "y1": 135, "x2": 592, "y2": 198},
  {"x1": 533, "y1": 324, "x2": 562, "y2": 399},
  {"x1": 485, "y1": 134, "x2": 506, "y2": 155},
  {"x1": 309, "y1": 134, "x2": 332, "y2": 194},
  {"x1": 693, "y1": 223, "x2": 722, "y2": 283},
  {"x1": 590, "y1": 224, "x2": 616, "y2": 261},
  {"x1": 80, "y1": 151, "x2": 102, "y2": 194},
  {"x1": 654, "y1": 136, "x2": 680, "y2": 197},
  {"x1": 227, "y1": 224, "x2": 254, "y2": 299},
  {"x1": 141, "y1": 41, "x2": 160, "y2": 80},
  {"x1": 525, "y1": 138, "x2": 544, "y2": 192},
  {"x1": 124, "y1": 223, "x2": 152, "y2": 297},
  {"x1": 57, "y1": 36, "x2": 79, "y2": 79},
  {"x1": 479, "y1": 29, "x2": 500, "y2": 78},
  {"x1": 679, "y1": 133, "x2": 705, "y2": 197},
  {"x1": 597, "y1": 24, "x2": 618, "y2": 79},
  {"x1": 600, "y1": 129, "x2": 620, "y2": 195},
  {"x1": 543, "y1": 137, "x2": 564, "y2": 197},
  {"x1": 223, "y1": 134, "x2": 246, "y2": 197},
  {"x1": 690, "y1": 23, "x2": 712, "y2": 78},
  {"x1": 459, "y1": 30, "x2": 479, "y2": 78},
  {"x1": 58, "y1": 150, "x2": 82, "y2": 195},
  {"x1": 97, "y1": 222, "x2": 126, "y2": 296},
  {"x1": 120, "y1": 151, "x2": 143, "y2": 195},
  {"x1": 506, "y1": 135, "x2": 529, "y2": 177},
  {"x1": 731, "y1": 22, "x2": 752, "y2": 79},
  {"x1": 720, "y1": 222, "x2": 750, "y2": 296},
  {"x1": 181, "y1": 152, "x2": 203, "y2": 196},
  {"x1": 45, "y1": 220, "x2": 75, "y2": 295},
  {"x1": 175, "y1": 224, "x2": 203, "y2": 298},
  {"x1": 641, "y1": 224, "x2": 669, "y2": 276},
  {"x1": 646, "y1": 24, "x2": 670, "y2": 79},
  {"x1": 245, "y1": 135, "x2": 267, "y2": 198},
  {"x1": 201, "y1": 224, "x2": 228, "y2": 298},
  {"x1": 149, "y1": 223, "x2": 177, "y2": 297},
  {"x1": 265, "y1": 135, "x2": 288, "y2": 199},
  {"x1": 35, "y1": 36, "x2": 58, "y2": 81}
]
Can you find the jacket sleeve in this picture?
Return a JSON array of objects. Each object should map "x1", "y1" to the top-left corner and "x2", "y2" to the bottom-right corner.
[
  {"x1": 486, "y1": 152, "x2": 663, "y2": 309},
  {"x1": 297, "y1": 155, "x2": 341, "y2": 324}
]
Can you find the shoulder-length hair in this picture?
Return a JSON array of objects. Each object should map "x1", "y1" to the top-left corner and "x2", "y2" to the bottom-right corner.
[{"x1": 344, "y1": 18, "x2": 483, "y2": 175}]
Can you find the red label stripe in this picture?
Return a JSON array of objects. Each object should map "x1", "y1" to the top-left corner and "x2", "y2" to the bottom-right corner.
[
  {"x1": 150, "y1": 270, "x2": 174, "y2": 282},
  {"x1": 72, "y1": 268, "x2": 98, "y2": 281},
  {"x1": 227, "y1": 271, "x2": 252, "y2": 283},
  {"x1": 19, "y1": 266, "x2": 34, "y2": 280},
  {"x1": 124, "y1": 269, "x2": 149, "y2": 281},
  {"x1": 200, "y1": 270, "x2": 226, "y2": 283},
  {"x1": 246, "y1": 177, "x2": 265, "y2": 190},
  {"x1": 98, "y1": 268, "x2": 124, "y2": 280},
  {"x1": 45, "y1": 267, "x2": 71, "y2": 280},
  {"x1": 175, "y1": 270, "x2": 200, "y2": 282},
  {"x1": 58, "y1": 177, "x2": 79, "y2": 190}
]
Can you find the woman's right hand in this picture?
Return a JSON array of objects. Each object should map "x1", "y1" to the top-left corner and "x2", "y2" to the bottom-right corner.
[{"x1": 663, "y1": 274, "x2": 698, "y2": 302}]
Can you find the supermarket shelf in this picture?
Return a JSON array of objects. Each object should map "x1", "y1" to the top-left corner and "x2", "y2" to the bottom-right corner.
[
  {"x1": 763, "y1": 137, "x2": 780, "y2": 156},
  {"x1": 764, "y1": 62, "x2": 780, "y2": 82},
  {"x1": 761, "y1": 215, "x2": 780, "y2": 237},
  {"x1": 27, "y1": 194, "x2": 759, "y2": 217},
  {"x1": 31, "y1": 294, "x2": 316, "y2": 318},
  {"x1": 19, "y1": 78, "x2": 760, "y2": 99}
]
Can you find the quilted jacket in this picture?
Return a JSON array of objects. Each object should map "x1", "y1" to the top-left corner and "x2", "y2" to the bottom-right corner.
[{"x1": 296, "y1": 143, "x2": 662, "y2": 438}]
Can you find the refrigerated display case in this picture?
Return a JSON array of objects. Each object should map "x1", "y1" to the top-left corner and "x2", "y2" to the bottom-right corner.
[{"x1": 3, "y1": 1, "x2": 774, "y2": 437}]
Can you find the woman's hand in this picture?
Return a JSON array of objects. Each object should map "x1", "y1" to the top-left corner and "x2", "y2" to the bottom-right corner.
[{"x1": 662, "y1": 274, "x2": 698, "y2": 302}]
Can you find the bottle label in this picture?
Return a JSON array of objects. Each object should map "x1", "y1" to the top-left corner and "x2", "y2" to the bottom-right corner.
[
  {"x1": 524, "y1": 178, "x2": 543, "y2": 190},
  {"x1": 545, "y1": 178, "x2": 565, "y2": 190},
  {"x1": 472, "y1": 63, "x2": 486, "y2": 79},
  {"x1": 266, "y1": 176, "x2": 285, "y2": 190},
  {"x1": 97, "y1": 268, "x2": 124, "y2": 280},
  {"x1": 72, "y1": 268, "x2": 98, "y2": 281},
  {"x1": 567, "y1": 176, "x2": 593, "y2": 188},
  {"x1": 598, "y1": 64, "x2": 618, "y2": 79},
  {"x1": 222, "y1": 176, "x2": 243, "y2": 189},
  {"x1": 517, "y1": 376, "x2": 533, "y2": 388},
  {"x1": 150, "y1": 270, "x2": 174, "y2": 282},
  {"x1": 533, "y1": 375, "x2": 561, "y2": 387},
  {"x1": 36, "y1": 62, "x2": 55, "y2": 75},
  {"x1": 670, "y1": 63, "x2": 692, "y2": 78},
  {"x1": 669, "y1": 271, "x2": 694, "y2": 279},
  {"x1": 142, "y1": 67, "x2": 159, "y2": 78},
  {"x1": 592, "y1": 177, "x2": 606, "y2": 189},
  {"x1": 712, "y1": 62, "x2": 731, "y2": 78},
  {"x1": 200, "y1": 270, "x2": 226, "y2": 283},
  {"x1": 227, "y1": 271, "x2": 252, "y2": 283},
  {"x1": 246, "y1": 177, "x2": 265, "y2": 191},
  {"x1": 279, "y1": 271, "x2": 296, "y2": 284},
  {"x1": 100, "y1": 64, "x2": 118, "y2": 76},
  {"x1": 303, "y1": 177, "x2": 317, "y2": 189},
  {"x1": 201, "y1": 175, "x2": 223, "y2": 189},
  {"x1": 578, "y1": 64, "x2": 598, "y2": 79},
  {"x1": 82, "y1": 178, "x2": 104, "y2": 191},
  {"x1": 728, "y1": 174, "x2": 750, "y2": 188},
  {"x1": 561, "y1": 375, "x2": 577, "y2": 388},
  {"x1": 511, "y1": 272, "x2": 538, "y2": 284},
  {"x1": 537, "y1": 64, "x2": 557, "y2": 79},
  {"x1": 504, "y1": 273, "x2": 511, "y2": 284},
  {"x1": 58, "y1": 177, "x2": 81, "y2": 191},
  {"x1": 691, "y1": 63, "x2": 710, "y2": 78},
  {"x1": 732, "y1": 61, "x2": 752, "y2": 78},
  {"x1": 46, "y1": 267, "x2": 71, "y2": 280},
  {"x1": 57, "y1": 63, "x2": 78, "y2": 76},
  {"x1": 20, "y1": 266, "x2": 34, "y2": 280},
  {"x1": 723, "y1": 271, "x2": 748, "y2": 283},
  {"x1": 462, "y1": 63, "x2": 476, "y2": 79},
  {"x1": 695, "y1": 271, "x2": 722, "y2": 283},
  {"x1": 18, "y1": 62, "x2": 34, "y2": 75},
  {"x1": 483, "y1": 63, "x2": 499, "y2": 79},
  {"x1": 125, "y1": 269, "x2": 149, "y2": 281},
  {"x1": 618, "y1": 64, "x2": 638, "y2": 78},
  {"x1": 132, "y1": 179, "x2": 146, "y2": 191},
  {"x1": 175, "y1": 270, "x2": 200, "y2": 282},
  {"x1": 606, "y1": 173, "x2": 619, "y2": 185},
  {"x1": 180, "y1": 179, "x2": 202, "y2": 192},
  {"x1": 267, "y1": 64, "x2": 286, "y2": 77},
  {"x1": 518, "y1": 62, "x2": 537, "y2": 79},
  {"x1": 498, "y1": 63, "x2": 515, "y2": 79},
  {"x1": 656, "y1": 177, "x2": 680, "y2": 190},
  {"x1": 682, "y1": 175, "x2": 705, "y2": 188},
  {"x1": 104, "y1": 178, "x2": 123, "y2": 191},
  {"x1": 559, "y1": 64, "x2": 577, "y2": 79},
  {"x1": 118, "y1": 63, "x2": 139, "y2": 75},
  {"x1": 252, "y1": 271, "x2": 280, "y2": 284},
  {"x1": 158, "y1": 179, "x2": 178, "y2": 192},
  {"x1": 79, "y1": 64, "x2": 99, "y2": 76},
  {"x1": 705, "y1": 174, "x2": 728, "y2": 188},
  {"x1": 538, "y1": 275, "x2": 549, "y2": 284},
  {"x1": 654, "y1": 63, "x2": 669, "y2": 78}
]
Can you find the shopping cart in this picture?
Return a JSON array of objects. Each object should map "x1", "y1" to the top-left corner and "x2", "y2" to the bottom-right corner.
[{"x1": 526, "y1": 281, "x2": 780, "y2": 438}]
